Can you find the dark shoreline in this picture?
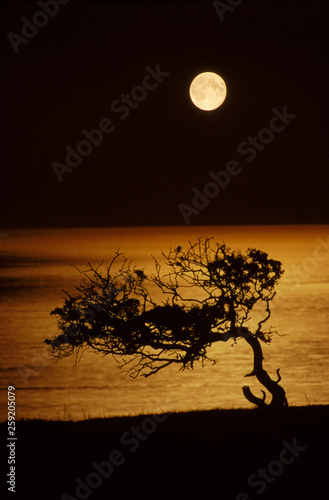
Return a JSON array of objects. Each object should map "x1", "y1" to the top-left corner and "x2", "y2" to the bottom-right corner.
[{"x1": 3, "y1": 405, "x2": 328, "y2": 499}]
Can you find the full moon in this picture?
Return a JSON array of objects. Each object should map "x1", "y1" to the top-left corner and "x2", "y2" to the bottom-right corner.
[{"x1": 189, "y1": 72, "x2": 227, "y2": 111}]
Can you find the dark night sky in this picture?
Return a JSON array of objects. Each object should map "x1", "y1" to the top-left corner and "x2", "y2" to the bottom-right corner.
[{"x1": 1, "y1": 0, "x2": 329, "y2": 228}]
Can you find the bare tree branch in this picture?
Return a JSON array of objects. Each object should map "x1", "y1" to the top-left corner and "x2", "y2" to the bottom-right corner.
[{"x1": 45, "y1": 239, "x2": 287, "y2": 408}]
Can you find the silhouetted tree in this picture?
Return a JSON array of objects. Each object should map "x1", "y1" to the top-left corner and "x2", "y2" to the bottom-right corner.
[{"x1": 45, "y1": 238, "x2": 288, "y2": 409}]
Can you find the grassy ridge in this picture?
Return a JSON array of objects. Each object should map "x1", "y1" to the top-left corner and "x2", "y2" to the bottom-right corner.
[{"x1": 3, "y1": 405, "x2": 328, "y2": 499}]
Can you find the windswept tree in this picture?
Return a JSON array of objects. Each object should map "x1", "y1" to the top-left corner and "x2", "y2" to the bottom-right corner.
[{"x1": 45, "y1": 238, "x2": 288, "y2": 409}]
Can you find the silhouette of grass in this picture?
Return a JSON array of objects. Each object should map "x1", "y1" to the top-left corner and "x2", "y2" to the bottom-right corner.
[{"x1": 4, "y1": 405, "x2": 328, "y2": 500}]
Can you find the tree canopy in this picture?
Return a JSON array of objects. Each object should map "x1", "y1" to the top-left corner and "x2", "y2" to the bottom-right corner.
[{"x1": 45, "y1": 238, "x2": 287, "y2": 408}]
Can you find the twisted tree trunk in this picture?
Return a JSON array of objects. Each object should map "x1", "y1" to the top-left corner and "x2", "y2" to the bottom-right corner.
[{"x1": 242, "y1": 334, "x2": 288, "y2": 409}]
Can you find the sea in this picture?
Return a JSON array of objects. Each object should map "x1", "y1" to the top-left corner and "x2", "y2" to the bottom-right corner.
[{"x1": 0, "y1": 225, "x2": 328, "y2": 421}]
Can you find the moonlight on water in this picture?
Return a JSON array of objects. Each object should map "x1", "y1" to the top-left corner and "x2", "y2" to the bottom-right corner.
[{"x1": 189, "y1": 72, "x2": 227, "y2": 111}]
